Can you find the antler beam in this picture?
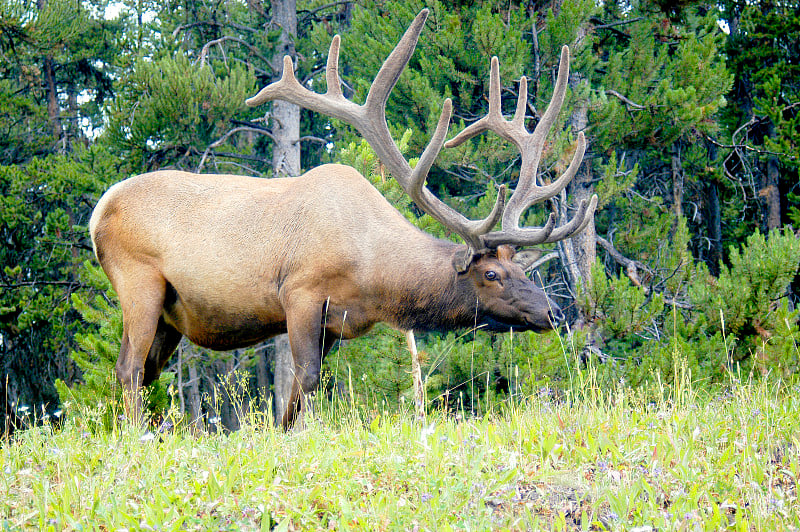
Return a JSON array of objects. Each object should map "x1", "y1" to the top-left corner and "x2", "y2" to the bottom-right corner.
[{"x1": 247, "y1": 11, "x2": 595, "y2": 253}]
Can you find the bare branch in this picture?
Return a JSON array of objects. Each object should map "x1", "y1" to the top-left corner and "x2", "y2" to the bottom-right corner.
[
  {"x1": 0, "y1": 280, "x2": 84, "y2": 289},
  {"x1": 605, "y1": 89, "x2": 645, "y2": 110},
  {"x1": 596, "y1": 235, "x2": 650, "y2": 288},
  {"x1": 199, "y1": 36, "x2": 271, "y2": 68},
  {"x1": 172, "y1": 21, "x2": 259, "y2": 39},
  {"x1": 298, "y1": 1, "x2": 353, "y2": 20},
  {"x1": 525, "y1": 251, "x2": 559, "y2": 273},
  {"x1": 297, "y1": 135, "x2": 327, "y2": 144},
  {"x1": 197, "y1": 126, "x2": 274, "y2": 172}
]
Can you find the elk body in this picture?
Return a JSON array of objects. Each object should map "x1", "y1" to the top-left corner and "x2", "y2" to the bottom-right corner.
[{"x1": 90, "y1": 9, "x2": 596, "y2": 428}]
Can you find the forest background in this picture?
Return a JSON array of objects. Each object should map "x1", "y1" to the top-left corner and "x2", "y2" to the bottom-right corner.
[{"x1": 1, "y1": 0, "x2": 798, "y2": 431}]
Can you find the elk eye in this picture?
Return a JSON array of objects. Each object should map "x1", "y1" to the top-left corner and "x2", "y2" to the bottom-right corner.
[{"x1": 484, "y1": 270, "x2": 498, "y2": 281}]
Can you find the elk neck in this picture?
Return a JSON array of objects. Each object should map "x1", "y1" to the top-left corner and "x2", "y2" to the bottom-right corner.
[{"x1": 376, "y1": 237, "x2": 480, "y2": 332}]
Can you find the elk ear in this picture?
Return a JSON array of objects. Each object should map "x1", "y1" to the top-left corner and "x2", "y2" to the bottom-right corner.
[
  {"x1": 452, "y1": 247, "x2": 481, "y2": 274},
  {"x1": 511, "y1": 248, "x2": 544, "y2": 270},
  {"x1": 495, "y1": 244, "x2": 516, "y2": 261}
]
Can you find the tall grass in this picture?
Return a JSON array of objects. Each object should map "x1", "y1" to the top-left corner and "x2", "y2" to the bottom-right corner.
[{"x1": 3, "y1": 357, "x2": 800, "y2": 531}]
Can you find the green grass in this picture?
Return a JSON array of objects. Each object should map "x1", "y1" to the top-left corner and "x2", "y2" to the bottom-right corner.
[{"x1": 2, "y1": 375, "x2": 799, "y2": 531}]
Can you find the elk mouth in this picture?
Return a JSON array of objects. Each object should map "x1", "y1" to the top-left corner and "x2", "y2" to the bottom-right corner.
[{"x1": 480, "y1": 316, "x2": 553, "y2": 333}]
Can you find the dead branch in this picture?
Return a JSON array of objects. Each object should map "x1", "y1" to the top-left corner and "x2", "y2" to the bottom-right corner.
[
  {"x1": 298, "y1": 0, "x2": 353, "y2": 20},
  {"x1": 172, "y1": 21, "x2": 258, "y2": 39},
  {"x1": 596, "y1": 235, "x2": 650, "y2": 288},
  {"x1": 605, "y1": 89, "x2": 645, "y2": 110},
  {"x1": 199, "y1": 36, "x2": 271, "y2": 68},
  {"x1": 197, "y1": 126, "x2": 275, "y2": 172}
]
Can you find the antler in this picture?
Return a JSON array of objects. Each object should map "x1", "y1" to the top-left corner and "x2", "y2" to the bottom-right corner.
[
  {"x1": 445, "y1": 46, "x2": 597, "y2": 248},
  {"x1": 246, "y1": 9, "x2": 505, "y2": 251},
  {"x1": 246, "y1": 10, "x2": 595, "y2": 253}
]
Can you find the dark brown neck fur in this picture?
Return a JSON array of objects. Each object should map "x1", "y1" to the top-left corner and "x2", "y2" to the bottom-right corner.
[{"x1": 379, "y1": 240, "x2": 481, "y2": 332}]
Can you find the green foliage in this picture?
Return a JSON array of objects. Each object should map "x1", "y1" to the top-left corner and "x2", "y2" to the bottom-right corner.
[
  {"x1": 594, "y1": 151, "x2": 638, "y2": 209},
  {"x1": 757, "y1": 300, "x2": 800, "y2": 377},
  {"x1": 0, "y1": 79, "x2": 53, "y2": 163},
  {"x1": 326, "y1": 325, "x2": 414, "y2": 408},
  {"x1": 105, "y1": 56, "x2": 256, "y2": 172},
  {"x1": 1, "y1": 148, "x2": 119, "y2": 423},
  {"x1": 692, "y1": 229, "x2": 800, "y2": 333},
  {"x1": 691, "y1": 228, "x2": 800, "y2": 365},
  {"x1": 582, "y1": 228, "x2": 800, "y2": 386},
  {"x1": 722, "y1": 2, "x2": 800, "y2": 228},
  {"x1": 1, "y1": 0, "x2": 798, "y2": 425},
  {"x1": 585, "y1": 261, "x2": 665, "y2": 339},
  {"x1": 592, "y1": 10, "x2": 731, "y2": 150},
  {"x1": 54, "y1": 262, "x2": 122, "y2": 430}
]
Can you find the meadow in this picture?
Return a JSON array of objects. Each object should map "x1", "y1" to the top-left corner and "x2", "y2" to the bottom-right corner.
[{"x1": 2, "y1": 366, "x2": 799, "y2": 532}]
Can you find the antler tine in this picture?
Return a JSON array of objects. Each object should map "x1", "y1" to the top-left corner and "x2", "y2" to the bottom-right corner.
[
  {"x1": 501, "y1": 45, "x2": 571, "y2": 229},
  {"x1": 511, "y1": 75, "x2": 528, "y2": 127},
  {"x1": 325, "y1": 35, "x2": 345, "y2": 100},
  {"x1": 247, "y1": 11, "x2": 432, "y2": 183},
  {"x1": 543, "y1": 195, "x2": 597, "y2": 243},
  {"x1": 503, "y1": 131, "x2": 586, "y2": 229},
  {"x1": 445, "y1": 45, "x2": 597, "y2": 249},
  {"x1": 445, "y1": 57, "x2": 512, "y2": 149},
  {"x1": 482, "y1": 194, "x2": 597, "y2": 249},
  {"x1": 245, "y1": 44, "x2": 360, "y2": 123},
  {"x1": 364, "y1": 9, "x2": 429, "y2": 114},
  {"x1": 410, "y1": 99, "x2": 508, "y2": 250}
]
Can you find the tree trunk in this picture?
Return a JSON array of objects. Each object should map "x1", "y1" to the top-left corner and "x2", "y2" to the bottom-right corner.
[
  {"x1": 763, "y1": 153, "x2": 781, "y2": 230},
  {"x1": 671, "y1": 143, "x2": 684, "y2": 239},
  {"x1": 186, "y1": 347, "x2": 202, "y2": 424},
  {"x1": 37, "y1": 0, "x2": 62, "y2": 148},
  {"x1": 269, "y1": 0, "x2": 300, "y2": 177},
  {"x1": 255, "y1": 346, "x2": 272, "y2": 412},
  {"x1": 706, "y1": 180, "x2": 722, "y2": 274},
  {"x1": 561, "y1": 67, "x2": 596, "y2": 325},
  {"x1": 269, "y1": 0, "x2": 301, "y2": 426},
  {"x1": 705, "y1": 140, "x2": 722, "y2": 275}
]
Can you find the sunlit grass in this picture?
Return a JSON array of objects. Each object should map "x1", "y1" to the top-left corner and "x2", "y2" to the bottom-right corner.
[{"x1": 2, "y1": 372, "x2": 799, "y2": 530}]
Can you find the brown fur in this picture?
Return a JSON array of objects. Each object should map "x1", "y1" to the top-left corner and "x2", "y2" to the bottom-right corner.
[{"x1": 90, "y1": 164, "x2": 563, "y2": 427}]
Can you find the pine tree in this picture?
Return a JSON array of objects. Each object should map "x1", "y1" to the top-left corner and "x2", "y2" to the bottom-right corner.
[{"x1": 721, "y1": 0, "x2": 800, "y2": 230}]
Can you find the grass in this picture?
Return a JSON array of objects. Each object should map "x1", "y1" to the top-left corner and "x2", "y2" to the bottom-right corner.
[{"x1": 2, "y1": 373, "x2": 800, "y2": 531}]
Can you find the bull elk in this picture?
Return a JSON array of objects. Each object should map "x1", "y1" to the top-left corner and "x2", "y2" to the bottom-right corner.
[{"x1": 89, "y1": 9, "x2": 596, "y2": 429}]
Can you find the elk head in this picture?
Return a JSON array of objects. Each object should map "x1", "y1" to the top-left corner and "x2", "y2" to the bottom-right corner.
[{"x1": 247, "y1": 9, "x2": 596, "y2": 332}]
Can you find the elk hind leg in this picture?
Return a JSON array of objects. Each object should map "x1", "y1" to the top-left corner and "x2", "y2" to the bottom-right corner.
[
  {"x1": 115, "y1": 270, "x2": 167, "y2": 423},
  {"x1": 142, "y1": 317, "x2": 182, "y2": 387},
  {"x1": 281, "y1": 298, "x2": 325, "y2": 430}
]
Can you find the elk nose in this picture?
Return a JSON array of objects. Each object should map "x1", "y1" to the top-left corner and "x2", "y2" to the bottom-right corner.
[{"x1": 548, "y1": 306, "x2": 565, "y2": 327}]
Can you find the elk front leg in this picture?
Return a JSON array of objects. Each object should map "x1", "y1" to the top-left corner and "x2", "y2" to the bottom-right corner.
[{"x1": 281, "y1": 297, "x2": 325, "y2": 430}]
